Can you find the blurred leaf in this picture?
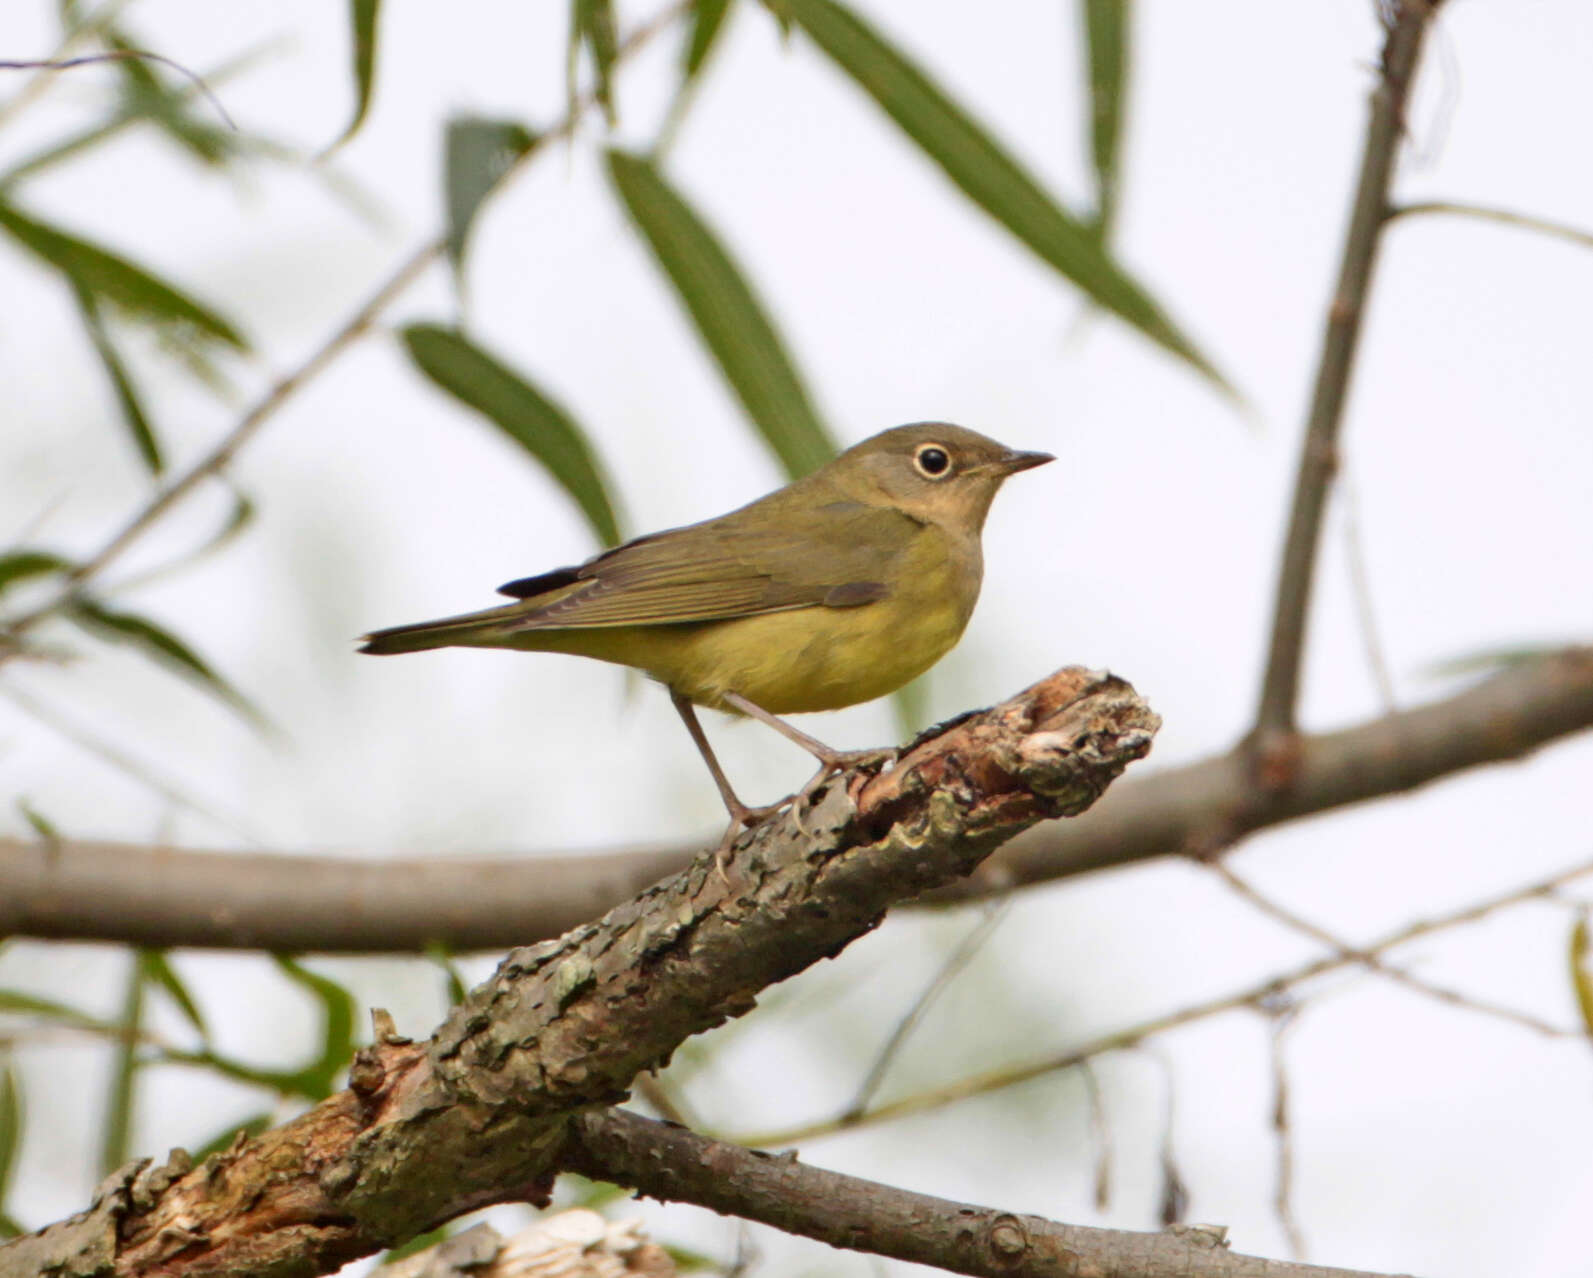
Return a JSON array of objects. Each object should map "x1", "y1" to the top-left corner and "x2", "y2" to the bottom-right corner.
[
  {"x1": 101, "y1": 953, "x2": 146, "y2": 1174},
  {"x1": 189, "y1": 1112, "x2": 271, "y2": 1165},
  {"x1": 381, "y1": 1224, "x2": 453, "y2": 1265},
  {"x1": 782, "y1": 0, "x2": 1227, "y2": 392},
  {"x1": 0, "y1": 203, "x2": 247, "y2": 356},
  {"x1": 1571, "y1": 912, "x2": 1593, "y2": 1037},
  {"x1": 1082, "y1": 0, "x2": 1130, "y2": 239},
  {"x1": 326, "y1": 0, "x2": 382, "y2": 153},
  {"x1": 17, "y1": 800, "x2": 61, "y2": 844},
  {"x1": 106, "y1": 29, "x2": 238, "y2": 167},
  {"x1": 72, "y1": 282, "x2": 162, "y2": 474},
  {"x1": 1425, "y1": 644, "x2": 1566, "y2": 680},
  {"x1": 685, "y1": 0, "x2": 735, "y2": 78},
  {"x1": 0, "y1": 989, "x2": 108, "y2": 1032},
  {"x1": 443, "y1": 116, "x2": 539, "y2": 283},
  {"x1": 891, "y1": 672, "x2": 930, "y2": 741},
  {"x1": 66, "y1": 598, "x2": 265, "y2": 728},
  {"x1": 424, "y1": 941, "x2": 468, "y2": 1008},
  {"x1": 271, "y1": 956, "x2": 356, "y2": 1100},
  {"x1": 140, "y1": 950, "x2": 208, "y2": 1041},
  {"x1": 402, "y1": 324, "x2": 623, "y2": 548},
  {"x1": 605, "y1": 149, "x2": 838, "y2": 479},
  {"x1": 0, "y1": 550, "x2": 74, "y2": 599},
  {"x1": 111, "y1": 488, "x2": 256, "y2": 592},
  {"x1": 663, "y1": 1242, "x2": 720, "y2": 1272},
  {"x1": 561, "y1": 1173, "x2": 634, "y2": 1210},
  {"x1": 571, "y1": 0, "x2": 620, "y2": 125},
  {"x1": 0, "y1": 1063, "x2": 21, "y2": 1223}
]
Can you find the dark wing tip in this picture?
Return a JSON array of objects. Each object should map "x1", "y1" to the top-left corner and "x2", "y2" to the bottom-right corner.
[
  {"x1": 496, "y1": 566, "x2": 581, "y2": 599},
  {"x1": 824, "y1": 581, "x2": 888, "y2": 608}
]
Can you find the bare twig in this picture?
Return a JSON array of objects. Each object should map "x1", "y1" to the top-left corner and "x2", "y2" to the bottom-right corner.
[
  {"x1": 566, "y1": 1108, "x2": 1404, "y2": 1278},
  {"x1": 1253, "y1": 0, "x2": 1444, "y2": 746},
  {"x1": 844, "y1": 900, "x2": 1011, "y2": 1119},
  {"x1": 1212, "y1": 860, "x2": 1578, "y2": 1039},
  {"x1": 1265, "y1": 1004, "x2": 1306, "y2": 1259},
  {"x1": 730, "y1": 851, "x2": 1593, "y2": 1147},
  {"x1": 0, "y1": 50, "x2": 236, "y2": 129}
]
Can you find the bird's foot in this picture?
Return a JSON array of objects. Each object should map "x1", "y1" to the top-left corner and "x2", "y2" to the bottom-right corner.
[
  {"x1": 713, "y1": 796, "x2": 795, "y2": 875},
  {"x1": 796, "y1": 745, "x2": 898, "y2": 807}
]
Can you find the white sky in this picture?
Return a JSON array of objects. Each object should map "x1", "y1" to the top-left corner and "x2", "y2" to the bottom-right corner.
[{"x1": 2, "y1": 2, "x2": 1592, "y2": 1275}]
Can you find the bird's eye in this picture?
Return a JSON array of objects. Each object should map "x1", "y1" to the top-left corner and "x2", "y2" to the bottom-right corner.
[{"x1": 914, "y1": 445, "x2": 952, "y2": 478}]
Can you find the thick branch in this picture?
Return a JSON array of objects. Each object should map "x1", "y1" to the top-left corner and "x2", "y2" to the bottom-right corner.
[
  {"x1": 564, "y1": 1108, "x2": 1409, "y2": 1278},
  {"x1": 0, "y1": 668, "x2": 1156, "y2": 1278},
  {"x1": 4, "y1": 648, "x2": 1587, "y2": 950},
  {"x1": 1253, "y1": 0, "x2": 1442, "y2": 742}
]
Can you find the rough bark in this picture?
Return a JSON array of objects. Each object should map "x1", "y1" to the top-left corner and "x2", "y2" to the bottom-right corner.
[{"x1": 0, "y1": 667, "x2": 1156, "y2": 1278}]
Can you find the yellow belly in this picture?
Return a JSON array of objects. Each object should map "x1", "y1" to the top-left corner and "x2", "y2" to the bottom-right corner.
[{"x1": 517, "y1": 541, "x2": 979, "y2": 714}]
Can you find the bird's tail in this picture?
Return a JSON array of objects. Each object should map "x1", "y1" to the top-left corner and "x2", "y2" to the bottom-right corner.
[{"x1": 358, "y1": 602, "x2": 530, "y2": 655}]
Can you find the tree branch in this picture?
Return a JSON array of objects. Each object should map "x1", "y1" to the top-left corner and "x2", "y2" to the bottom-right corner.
[
  {"x1": 1252, "y1": 0, "x2": 1443, "y2": 746},
  {"x1": 561, "y1": 1108, "x2": 1408, "y2": 1278},
  {"x1": 4, "y1": 648, "x2": 1587, "y2": 952},
  {"x1": 0, "y1": 667, "x2": 1157, "y2": 1278}
]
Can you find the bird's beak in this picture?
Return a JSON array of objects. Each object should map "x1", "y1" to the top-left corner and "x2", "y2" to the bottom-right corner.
[{"x1": 990, "y1": 448, "x2": 1054, "y2": 476}]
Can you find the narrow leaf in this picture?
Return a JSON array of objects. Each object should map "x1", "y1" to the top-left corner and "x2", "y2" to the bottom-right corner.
[
  {"x1": 1082, "y1": 0, "x2": 1130, "y2": 239},
  {"x1": 0, "y1": 203, "x2": 247, "y2": 353},
  {"x1": 72, "y1": 282, "x2": 162, "y2": 474},
  {"x1": 17, "y1": 801, "x2": 61, "y2": 844},
  {"x1": 0, "y1": 549, "x2": 74, "y2": 598},
  {"x1": 106, "y1": 28, "x2": 238, "y2": 167},
  {"x1": 139, "y1": 950, "x2": 208, "y2": 1041},
  {"x1": 271, "y1": 956, "x2": 356, "y2": 1100},
  {"x1": 0, "y1": 1064, "x2": 21, "y2": 1217},
  {"x1": 401, "y1": 324, "x2": 623, "y2": 547},
  {"x1": 606, "y1": 149, "x2": 838, "y2": 479},
  {"x1": 1571, "y1": 913, "x2": 1593, "y2": 1037},
  {"x1": 0, "y1": 989, "x2": 108, "y2": 1032},
  {"x1": 685, "y1": 0, "x2": 735, "y2": 78},
  {"x1": 444, "y1": 116, "x2": 539, "y2": 282},
  {"x1": 574, "y1": 0, "x2": 620, "y2": 125},
  {"x1": 326, "y1": 0, "x2": 382, "y2": 153},
  {"x1": 782, "y1": 0, "x2": 1226, "y2": 391},
  {"x1": 101, "y1": 953, "x2": 145, "y2": 1174},
  {"x1": 66, "y1": 598, "x2": 264, "y2": 727},
  {"x1": 425, "y1": 941, "x2": 468, "y2": 1008}
]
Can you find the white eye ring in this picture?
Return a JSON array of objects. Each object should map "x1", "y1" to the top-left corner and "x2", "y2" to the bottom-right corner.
[{"x1": 914, "y1": 444, "x2": 952, "y2": 479}]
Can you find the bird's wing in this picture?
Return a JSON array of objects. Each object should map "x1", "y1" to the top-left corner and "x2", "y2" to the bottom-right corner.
[{"x1": 497, "y1": 501, "x2": 919, "y2": 630}]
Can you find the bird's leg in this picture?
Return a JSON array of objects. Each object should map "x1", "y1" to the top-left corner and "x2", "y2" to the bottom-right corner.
[
  {"x1": 670, "y1": 691, "x2": 788, "y2": 861},
  {"x1": 720, "y1": 691, "x2": 898, "y2": 803}
]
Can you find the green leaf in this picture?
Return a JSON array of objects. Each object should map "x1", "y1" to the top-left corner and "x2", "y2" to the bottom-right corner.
[
  {"x1": 65, "y1": 598, "x2": 265, "y2": 728},
  {"x1": 71, "y1": 282, "x2": 162, "y2": 474},
  {"x1": 0, "y1": 550, "x2": 74, "y2": 599},
  {"x1": 106, "y1": 29, "x2": 238, "y2": 168},
  {"x1": 1082, "y1": 0, "x2": 1130, "y2": 239},
  {"x1": 891, "y1": 671, "x2": 931, "y2": 741},
  {"x1": 139, "y1": 950, "x2": 208, "y2": 1041},
  {"x1": 101, "y1": 953, "x2": 146, "y2": 1174},
  {"x1": 424, "y1": 941, "x2": 468, "y2": 1008},
  {"x1": 0, "y1": 1063, "x2": 21, "y2": 1222},
  {"x1": 326, "y1": 0, "x2": 382, "y2": 153},
  {"x1": 401, "y1": 324, "x2": 623, "y2": 548},
  {"x1": 17, "y1": 800, "x2": 61, "y2": 844},
  {"x1": 605, "y1": 149, "x2": 838, "y2": 479},
  {"x1": 0, "y1": 203, "x2": 247, "y2": 354},
  {"x1": 0, "y1": 989, "x2": 108, "y2": 1031},
  {"x1": 685, "y1": 0, "x2": 735, "y2": 78},
  {"x1": 270, "y1": 956, "x2": 356, "y2": 1100},
  {"x1": 1425, "y1": 645, "x2": 1565, "y2": 680},
  {"x1": 572, "y1": 0, "x2": 620, "y2": 125},
  {"x1": 1571, "y1": 913, "x2": 1593, "y2": 1037},
  {"x1": 189, "y1": 1111, "x2": 271, "y2": 1165},
  {"x1": 781, "y1": 0, "x2": 1227, "y2": 392},
  {"x1": 443, "y1": 116, "x2": 539, "y2": 283}
]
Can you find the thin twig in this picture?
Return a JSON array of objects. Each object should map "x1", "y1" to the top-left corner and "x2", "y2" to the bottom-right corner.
[
  {"x1": 1253, "y1": 1, "x2": 1443, "y2": 744},
  {"x1": 0, "y1": 50, "x2": 236, "y2": 130},
  {"x1": 0, "y1": 1, "x2": 687, "y2": 650},
  {"x1": 843, "y1": 899, "x2": 1011, "y2": 1118},
  {"x1": 1079, "y1": 1059, "x2": 1113, "y2": 1211},
  {"x1": 1212, "y1": 859, "x2": 1576, "y2": 1039},
  {"x1": 1266, "y1": 1004, "x2": 1307, "y2": 1259},
  {"x1": 729, "y1": 851, "x2": 1593, "y2": 1147},
  {"x1": 1385, "y1": 200, "x2": 1593, "y2": 251}
]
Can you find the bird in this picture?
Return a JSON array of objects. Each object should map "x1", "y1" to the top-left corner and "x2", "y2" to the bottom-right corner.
[{"x1": 360, "y1": 422, "x2": 1052, "y2": 854}]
